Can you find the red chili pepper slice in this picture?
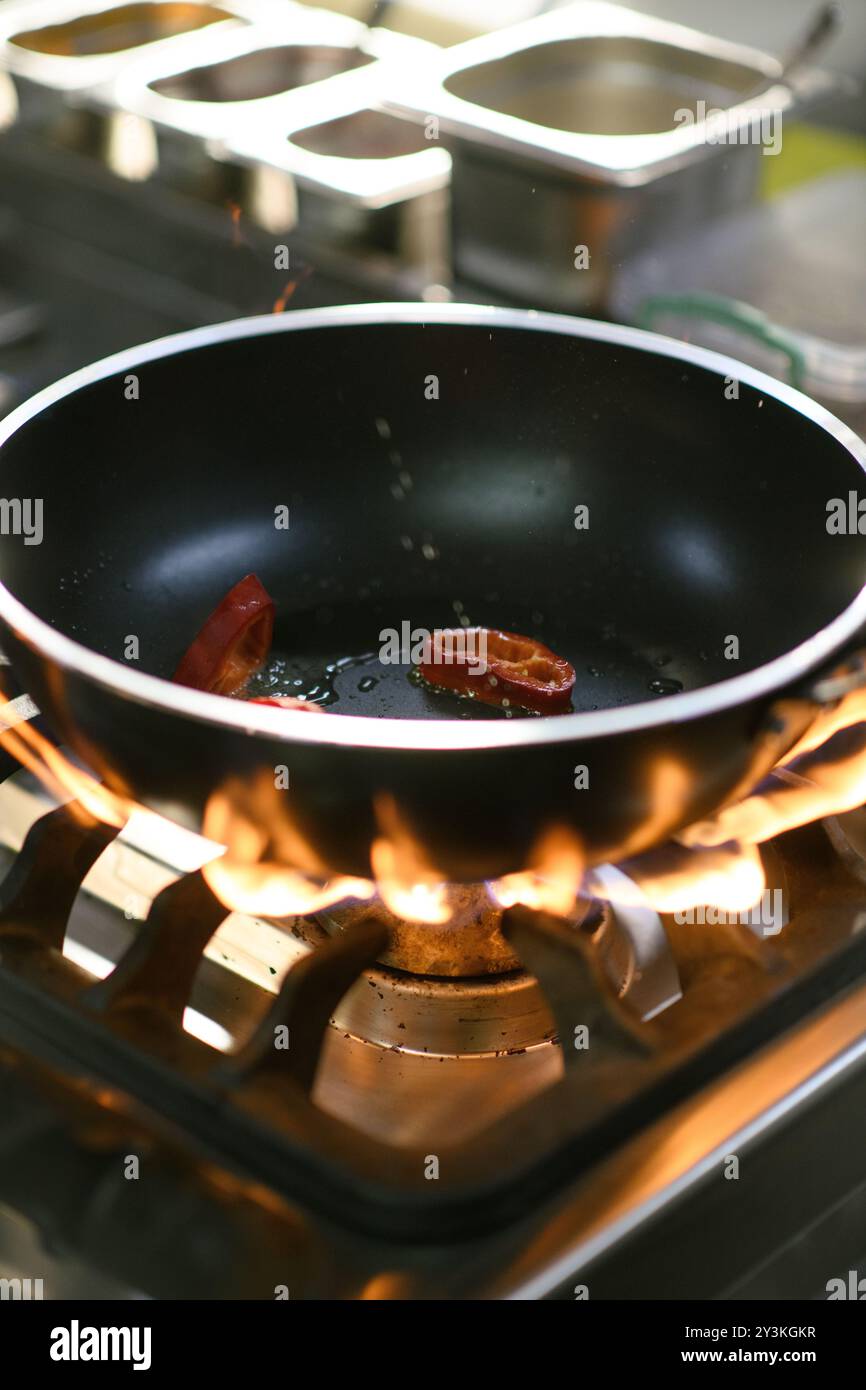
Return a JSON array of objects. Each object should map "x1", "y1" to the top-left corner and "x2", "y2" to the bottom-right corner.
[
  {"x1": 249, "y1": 696, "x2": 322, "y2": 713},
  {"x1": 174, "y1": 574, "x2": 275, "y2": 696},
  {"x1": 418, "y1": 627, "x2": 575, "y2": 714}
]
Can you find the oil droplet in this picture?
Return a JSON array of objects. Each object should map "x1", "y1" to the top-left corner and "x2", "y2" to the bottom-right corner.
[
  {"x1": 249, "y1": 650, "x2": 379, "y2": 708},
  {"x1": 648, "y1": 677, "x2": 683, "y2": 696},
  {"x1": 358, "y1": 676, "x2": 377, "y2": 692}
]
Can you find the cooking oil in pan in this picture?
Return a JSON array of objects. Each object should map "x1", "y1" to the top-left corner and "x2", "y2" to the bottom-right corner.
[{"x1": 240, "y1": 600, "x2": 696, "y2": 719}]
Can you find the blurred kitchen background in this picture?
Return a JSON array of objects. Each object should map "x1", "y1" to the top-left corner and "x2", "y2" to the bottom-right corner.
[{"x1": 0, "y1": 0, "x2": 864, "y2": 429}]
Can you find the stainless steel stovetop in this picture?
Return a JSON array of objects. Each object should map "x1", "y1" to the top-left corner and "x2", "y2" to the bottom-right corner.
[{"x1": 1, "y1": 737, "x2": 866, "y2": 1299}]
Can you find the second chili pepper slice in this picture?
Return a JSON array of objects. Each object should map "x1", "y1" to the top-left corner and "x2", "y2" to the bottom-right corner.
[{"x1": 418, "y1": 627, "x2": 575, "y2": 714}]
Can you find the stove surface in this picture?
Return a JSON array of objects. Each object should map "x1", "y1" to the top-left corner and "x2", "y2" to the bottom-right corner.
[{"x1": 0, "y1": 753, "x2": 865, "y2": 1298}]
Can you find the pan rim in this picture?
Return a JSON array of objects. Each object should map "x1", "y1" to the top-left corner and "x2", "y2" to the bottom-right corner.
[{"x1": 0, "y1": 301, "x2": 865, "y2": 754}]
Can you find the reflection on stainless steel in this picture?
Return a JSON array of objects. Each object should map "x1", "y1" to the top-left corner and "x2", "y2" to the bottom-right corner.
[
  {"x1": 314, "y1": 1017, "x2": 561, "y2": 1148},
  {"x1": 226, "y1": 90, "x2": 450, "y2": 268},
  {"x1": 0, "y1": 0, "x2": 251, "y2": 107},
  {"x1": 387, "y1": 0, "x2": 832, "y2": 176},
  {"x1": 148, "y1": 43, "x2": 374, "y2": 104},
  {"x1": 443, "y1": 36, "x2": 762, "y2": 138},
  {"x1": 10, "y1": 2, "x2": 233, "y2": 58},
  {"x1": 485, "y1": 974, "x2": 866, "y2": 1300},
  {"x1": 385, "y1": 0, "x2": 836, "y2": 311},
  {"x1": 0, "y1": 1, "x2": 445, "y2": 265},
  {"x1": 291, "y1": 106, "x2": 431, "y2": 162},
  {"x1": 590, "y1": 864, "x2": 682, "y2": 1020},
  {"x1": 109, "y1": 10, "x2": 424, "y2": 138},
  {"x1": 97, "y1": 7, "x2": 441, "y2": 244}
]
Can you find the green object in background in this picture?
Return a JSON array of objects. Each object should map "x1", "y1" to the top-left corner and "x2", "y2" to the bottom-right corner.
[
  {"x1": 636, "y1": 292, "x2": 808, "y2": 390},
  {"x1": 615, "y1": 169, "x2": 866, "y2": 410},
  {"x1": 761, "y1": 121, "x2": 866, "y2": 198}
]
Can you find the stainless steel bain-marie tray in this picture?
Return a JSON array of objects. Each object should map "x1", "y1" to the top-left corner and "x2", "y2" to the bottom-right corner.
[
  {"x1": 0, "y1": 0, "x2": 267, "y2": 121},
  {"x1": 0, "y1": 0, "x2": 837, "y2": 303},
  {"x1": 383, "y1": 0, "x2": 837, "y2": 311},
  {"x1": 0, "y1": 0, "x2": 448, "y2": 274},
  {"x1": 221, "y1": 80, "x2": 450, "y2": 274}
]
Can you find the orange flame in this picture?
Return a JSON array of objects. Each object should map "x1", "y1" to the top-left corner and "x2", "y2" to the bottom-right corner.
[
  {"x1": 590, "y1": 841, "x2": 767, "y2": 916},
  {"x1": 226, "y1": 200, "x2": 244, "y2": 248},
  {"x1": 200, "y1": 770, "x2": 372, "y2": 917},
  {"x1": 489, "y1": 825, "x2": 583, "y2": 917},
  {"x1": 679, "y1": 724, "x2": 866, "y2": 851},
  {"x1": 272, "y1": 266, "x2": 311, "y2": 314},
  {"x1": 4, "y1": 679, "x2": 866, "y2": 932},
  {"x1": 369, "y1": 793, "x2": 450, "y2": 923},
  {"x1": 0, "y1": 703, "x2": 129, "y2": 830}
]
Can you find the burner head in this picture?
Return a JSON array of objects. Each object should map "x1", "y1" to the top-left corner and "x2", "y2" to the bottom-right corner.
[{"x1": 320, "y1": 886, "x2": 522, "y2": 976}]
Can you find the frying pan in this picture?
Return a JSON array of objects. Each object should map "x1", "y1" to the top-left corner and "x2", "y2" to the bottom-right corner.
[{"x1": 0, "y1": 303, "x2": 865, "y2": 882}]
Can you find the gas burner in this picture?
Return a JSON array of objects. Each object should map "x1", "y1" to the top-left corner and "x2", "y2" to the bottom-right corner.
[
  {"x1": 0, "y1": 759, "x2": 866, "y2": 1297},
  {"x1": 308, "y1": 882, "x2": 680, "y2": 1058},
  {"x1": 319, "y1": 886, "x2": 524, "y2": 977}
]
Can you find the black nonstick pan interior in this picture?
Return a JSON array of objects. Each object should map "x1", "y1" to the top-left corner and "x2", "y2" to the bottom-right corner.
[{"x1": 0, "y1": 316, "x2": 862, "y2": 723}]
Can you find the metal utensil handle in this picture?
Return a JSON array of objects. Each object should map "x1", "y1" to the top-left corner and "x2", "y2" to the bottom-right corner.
[{"x1": 739, "y1": 0, "x2": 841, "y2": 106}]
